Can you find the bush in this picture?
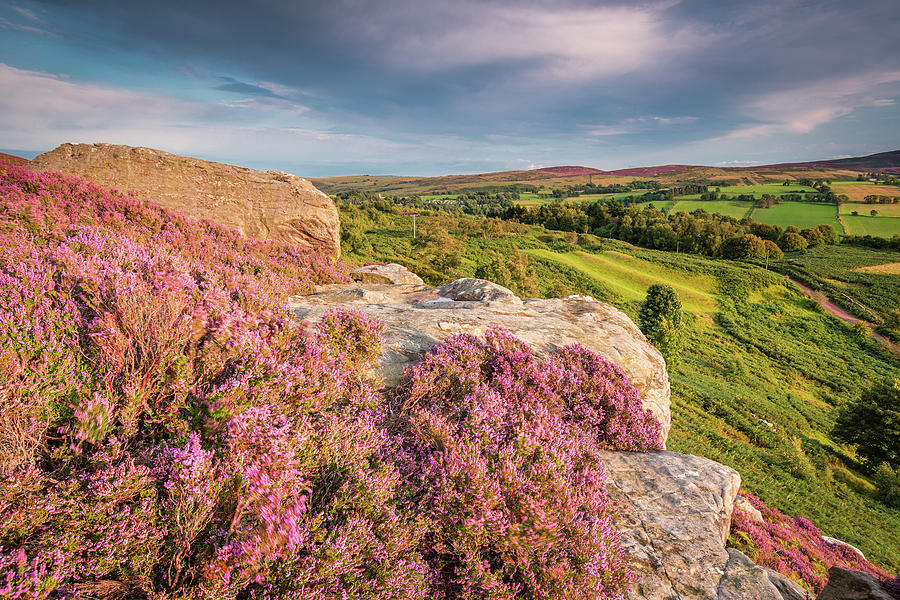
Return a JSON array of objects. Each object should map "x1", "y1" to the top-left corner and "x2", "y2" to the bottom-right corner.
[
  {"x1": 728, "y1": 492, "x2": 896, "y2": 594},
  {"x1": 639, "y1": 284, "x2": 684, "y2": 362},
  {"x1": 780, "y1": 231, "x2": 809, "y2": 252},
  {"x1": 834, "y1": 378, "x2": 900, "y2": 472}
]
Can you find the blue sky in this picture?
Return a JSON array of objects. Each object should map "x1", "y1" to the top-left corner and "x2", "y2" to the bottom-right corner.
[{"x1": 1, "y1": 0, "x2": 898, "y2": 176}]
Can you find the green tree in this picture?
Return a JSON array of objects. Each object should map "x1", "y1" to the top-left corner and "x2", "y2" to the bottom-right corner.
[
  {"x1": 780, "y1": 231, "x2": 808, "y2": 252},
  {"x1": 834, "y1": 378, "x2": 900, "y2": 472},
  {"x1": 638, "y1": 284, "x2": 683, "y2": 362}
]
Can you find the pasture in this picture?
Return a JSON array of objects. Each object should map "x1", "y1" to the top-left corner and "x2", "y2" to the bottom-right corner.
[
  {"x1": 832, "y1": 182, "x2": 900, "y2": 203},
  {"x1": 749, "y1": 201, "x2": 842, "y2": 231},
  {"x1": 839, "y1": 202, "x2": 900, "y2": 217},
  {"x1": 711, "y1": 183, "x2": 816, "y2": 196},
  {"x1": 524, "y1": 248, "x2": 717, "y2": 315},
  {"x1": 671, "y1": 199, "x2": 753, "y2": 219},
  {"x1": 841, "y1": 215, "x2": 900, "y2": 238}
]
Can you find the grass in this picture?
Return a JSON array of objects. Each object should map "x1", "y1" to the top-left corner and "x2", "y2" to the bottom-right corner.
[
  {"x1": 524, "y1": 248, "x2": 718, "y2": 315},
  {"x1": 839, "y1": 202, "x2": 900, "y2": 217},
  {"x1": 832, "y1": 183, "x2": 900, "y2": 203},
  {"x1": 841, "y1": 215, "x2": 900, "y2": 237},
  {"x1": 671, "y1": 199, "x2": 754, "y2": 219},
  {"x1": 750, "y1": 201, "x2": 842, "y2": 231},
  {"x1": 710, "y1": 183, "x2": 817, "y2": 196}
]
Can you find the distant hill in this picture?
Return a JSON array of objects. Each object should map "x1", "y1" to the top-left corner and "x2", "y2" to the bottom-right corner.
[
  {"x1": 757, "y1": 149, "x2": 900, "y2": 172},
  {"x1": 311, "y1": 149, "x2": 900, "y2": 195}
]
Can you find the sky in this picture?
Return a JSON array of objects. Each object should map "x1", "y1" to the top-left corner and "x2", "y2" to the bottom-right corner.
[{"x1": 1, "y1": 0, "x2": 899, "y2": 176}]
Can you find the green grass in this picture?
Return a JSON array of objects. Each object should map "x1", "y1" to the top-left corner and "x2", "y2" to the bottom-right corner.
[
  {"x1": 841, "y1": 215, "x2": 900, "y2": 237},
  {"x1": 750, "y1": 202, "x2": 842, "y2": 231},
  {"x1": 420, "y1": 193, "x2": 460, "y2": 200},
  {"x1": 671, "y1": 199, "x2": 754, "y2": 219},
  {"x1": 524, "y1": 248, "x2": 718, "y2": 315},
  {"x1": 710, "y1": 183, "x2": 816, "y2": 197},
  {"x1": 840, "y1": 203, "x2": 900, "y2": 217}
]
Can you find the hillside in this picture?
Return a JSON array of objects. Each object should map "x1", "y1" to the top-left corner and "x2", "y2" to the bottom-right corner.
[{"x1": 311, "y1": 149, "x2": 900, "y2": 195}]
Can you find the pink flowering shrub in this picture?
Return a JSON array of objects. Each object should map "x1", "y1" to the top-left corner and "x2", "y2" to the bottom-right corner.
[
  {"x1": 0, "y1": 163, "x2": 661, "y2": 598},
  {"x1": 729, "y1": 491, "x2": 897, "y2": 595},
  {"x1": 397, "y1": 328, "x2": 661, "y2": 599}
]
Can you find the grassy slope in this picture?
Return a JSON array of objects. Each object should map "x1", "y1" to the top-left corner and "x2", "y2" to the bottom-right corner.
[{"x1": 343, "y1": 206, "x2": 900, "y2": 570}]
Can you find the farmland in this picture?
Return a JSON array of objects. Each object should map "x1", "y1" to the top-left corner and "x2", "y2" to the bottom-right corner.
[
  {"x1": 671, "y1": 199, "x2": 753, "y2": 219},
  {"x1": 832, "y1": 182, "x2": 900, "y2": 203},
  {"x1": 749, "y1": 201, "x2": 843, "y2": 231},
  {"x1": 841, "y1": 215, "x2": 900, "y2": 237}
]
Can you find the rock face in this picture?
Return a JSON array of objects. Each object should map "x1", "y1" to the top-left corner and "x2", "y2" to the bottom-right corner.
[
  {"x1": 30, "y1": 143, "x2": 341, "y2": 257},
  {"x1": 350, "y1": 263, "x2": 424, "y2": 285},
  {"x1": 817, "y1": 566, "x2": 894, "y2": 600},
  {"x1": 601, "y1": 451, "x2": 806, "y2": 600},
  {"x1": 290, "y1": 277, "x2": 671, "y2": 446}
]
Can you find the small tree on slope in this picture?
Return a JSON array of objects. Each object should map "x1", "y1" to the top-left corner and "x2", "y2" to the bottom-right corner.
[{"x1": 638, "y1": 284, "x2": 683, "y2": 363}]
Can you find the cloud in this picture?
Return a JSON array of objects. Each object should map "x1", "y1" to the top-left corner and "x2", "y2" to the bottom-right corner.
[
  {"x1": 710, "y1": 70, "x2": 900, "y2": 140},
  {"x1": 354, "y1": 2, "x2": 705, "y2": 82},
  {"x1": 215, "y1": 76, "x2": 282, "y2": 98}
]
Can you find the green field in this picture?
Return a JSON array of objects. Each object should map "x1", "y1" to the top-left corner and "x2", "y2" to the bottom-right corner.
[
  {"x1": 841, "y1": 215, "x2": 900, "y2": 237},
  {"x1": 712, "y1": 183, "x2": 816, "y2": 196},
  {"x1": 524, "y1": 248, "x2": 717, "y2": 315},
  {"x1": 671, "y1": 199, "x2": 753, "y2": 219},
  {"x1": 420, "y1": 193, "x2": 460, "y2": 200},
  {"x1": 840, "y1": 202, "x2": 900, "y2": 217},
  {"x1": 750, "y1": 201, "x2": 842, "y2": 231}
]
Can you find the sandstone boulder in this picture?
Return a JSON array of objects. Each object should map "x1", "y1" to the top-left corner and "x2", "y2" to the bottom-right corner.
[
  {"x1": 290, "y1": 278, "x2": 671, "y2": 446},
  {"x1": 30, "y1": 143, "x2": 341, "y2": 257},
  {"x1": 816, "y1": 566, "x2": 894, "y2": 600},
  {"x1": 350, "y1": 263, "x2": 424, "y2": 285},
  {"x1": 735, "y1": 495, "x2": 765, "y2": 523},
  {"x1": 717, "y1": 549, "x2": 806, "y2": 600}
]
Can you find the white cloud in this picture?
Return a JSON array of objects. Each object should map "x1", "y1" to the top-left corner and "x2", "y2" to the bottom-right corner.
[
  {"x1": 357, "y1": 2, "x2": 706, "y2": 82},
  {"x1": 715, "y1": 70, "x2": 900, "y2": 139}
]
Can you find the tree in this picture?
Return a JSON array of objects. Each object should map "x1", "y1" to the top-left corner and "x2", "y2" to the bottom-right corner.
[
  {"x1": 833, "y1": 378, "x2": 900, "y2": 472},
  {"x1": 871, "y1": 209, "x2": 879, "y2": 217},
  {"x1": 780, "y1": 231, "x2": 808, "y2": 251},
  {"x1": 638, "y1": 284, "x2": 683, "y2": 362}
]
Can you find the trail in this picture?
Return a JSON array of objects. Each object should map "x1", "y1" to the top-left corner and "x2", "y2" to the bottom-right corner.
[{"x1": 786, "y1": 276, "x2": 897, "y2": 351}]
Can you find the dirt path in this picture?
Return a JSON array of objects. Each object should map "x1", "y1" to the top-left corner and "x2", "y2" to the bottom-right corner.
[{"x1": 786, "y1": 277, "x2": 896, "y2": 350}]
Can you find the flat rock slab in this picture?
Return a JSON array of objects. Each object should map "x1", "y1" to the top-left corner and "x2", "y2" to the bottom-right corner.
[
  {"x1": 350, "y1": 263, "x2": 424, "y2": 285},
  {"x1": 290, "y1": 278, "x2": 671, "y2": 446},
  {"x1": 31, "y1": 143, "x2": 341, "y2": 257}
]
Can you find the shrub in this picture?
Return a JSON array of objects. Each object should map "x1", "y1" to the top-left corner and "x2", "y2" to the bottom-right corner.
[
  {"x1": 833, "y1": 378, "x2": 900, "y2": 473},
  {"x1": 728, "y1": 492, "x2": 895, "y2": 594},
  {"x1": 638, "y1": 284, "x2": 684, "y2": 362},
  {"x1": 400, "y1": 328, "x2": 661, "y2": 599},
  {"x1": 780, "y1": 231, "x2": 809, "y2": 252}
]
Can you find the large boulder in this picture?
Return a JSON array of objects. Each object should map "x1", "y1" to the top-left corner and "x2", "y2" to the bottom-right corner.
[
  {"x1": 602, "y1": 451, "x2": 806, "y2": 600},
  {"x1": 290, "y1": 277, "x2": 671, "y2": 447},
  {"x1": 30, "y1": 143, "x2": 341, "y2": 257},
  {"x1": 816, "y1": 566, "x2": 894, "y2": 600}
]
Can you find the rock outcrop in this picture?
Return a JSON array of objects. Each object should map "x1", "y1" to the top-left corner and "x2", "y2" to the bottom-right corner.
[
  {"x1": 602, "y1": 451, "x2": 808, "y2": 600},
  {"x1": 290, "y1": 277, "x2": 671, "y2": 446},
  {"x1": 817, "y1": 566, "x2": 894, "y2": 600},
  {"x1": 350, "y1": 263, "x2": 424, "y2": 285},
  {"x1": 30, "y1": 143, "x2": 341, "y2": 257}
]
